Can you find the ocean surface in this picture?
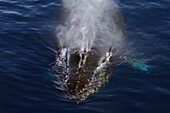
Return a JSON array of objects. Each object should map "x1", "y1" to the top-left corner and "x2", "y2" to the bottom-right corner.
[{"x1": 0, "y1": 0, "x2": 169, "y2": 113}]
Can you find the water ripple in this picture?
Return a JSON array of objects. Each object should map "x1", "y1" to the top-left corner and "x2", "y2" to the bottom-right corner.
[{"x1": 0, "y1": 0, "x2": 169, "y2": 113}]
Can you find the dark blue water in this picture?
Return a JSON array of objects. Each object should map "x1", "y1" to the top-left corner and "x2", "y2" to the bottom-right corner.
[{"x1": 0, "y1": 0, "x2": 169, "y2": 113}]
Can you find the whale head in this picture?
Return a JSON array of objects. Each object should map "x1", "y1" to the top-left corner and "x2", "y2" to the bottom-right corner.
[{"x1": 52, "y1": 47, "x2": 116, "y2": 103}]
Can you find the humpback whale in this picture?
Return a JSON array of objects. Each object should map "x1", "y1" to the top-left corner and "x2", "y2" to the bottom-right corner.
[{"x1": 52, "y1": 0, "x2": 126, "y2": 103}]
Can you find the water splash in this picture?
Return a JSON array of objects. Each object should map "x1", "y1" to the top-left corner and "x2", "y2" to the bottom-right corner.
[{"x1": 56, "y1": 0, "x2": 125, "y2": 52}]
